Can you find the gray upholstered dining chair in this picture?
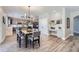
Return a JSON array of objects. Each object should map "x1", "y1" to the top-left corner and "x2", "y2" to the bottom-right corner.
[
  {"x1": 16, "y1": 28, "x2": 25, "y2": 48},
  {"x1": 28, "y1": 31, "x2": 40, "y2": 48}
]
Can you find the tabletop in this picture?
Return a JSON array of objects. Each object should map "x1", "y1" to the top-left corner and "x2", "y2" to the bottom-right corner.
[{"x1": 21, "y1": 29, "x2": 33, "y2": 34}]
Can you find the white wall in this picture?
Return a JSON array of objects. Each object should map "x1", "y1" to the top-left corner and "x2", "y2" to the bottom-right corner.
[
  {"x1": 60, "y1": 8, "x2": 66, "y2": 40},
  {"x1": 50, "y1": 9, "x2": 64, "y2": 39},
  {"x1": 0, "y1": 7, "x2": 6, "y2": 43},
  {"x1": 55, "y1": 7, "x2": 72, "y2": 40},
  {"x1": 65, "y1": 8, "x2": 72, "y2": 39},
  {"x1": 39, "y1": 13, "x2": 49, "y2": 35},
  {"x1": 39, "y1": 17, "x2": 48, "y2": 35},
  {"x1": 39, "y1": 8, "x2": 67, "y2": 40},
  {"x1": 39, "y1": 7, "x2": 68, "y2": 40},
  {"x1": 59, "y1": 8, "x2": 74, "y2": 40},
  {"x1": 7, "y1": 12, "x2": 25, "y2": 19}
]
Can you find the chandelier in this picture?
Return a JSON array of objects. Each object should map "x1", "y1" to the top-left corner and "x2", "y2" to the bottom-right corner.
[{"x1": 28, "y1": 6, "x2": 31, "y2": 19}]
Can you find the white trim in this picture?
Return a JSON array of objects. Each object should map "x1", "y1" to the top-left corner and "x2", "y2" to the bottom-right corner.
[
  {"x1": 74, "y1": 31, "x2": 79, "y2": 33},
  {"x1": 61, "y1": 34, "x2": 73, "y2": 40},
  {"x1": 0, "y1": 37, "x2": 5, "y2": 44},
  {"x1": 65, "y1": 34, "x2": 71, "y2": 40},
  {"x1": 65, "y1": 34, "x2": 73, "y2": 40},
  {"x1": 61, "y1": 37, "x2": 65, "y2": 40},
  {"x1": 70, "y1": 34, "x2": 74, "y2": 36}
]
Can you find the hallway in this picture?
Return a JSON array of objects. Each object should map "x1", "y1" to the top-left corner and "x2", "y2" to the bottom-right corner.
[
  {"x1": 74, "y1": 16, "x2": 79, "y2": 36},
  {"x1": 0, "y1": 34, "x2": 79, "y2": 52}
]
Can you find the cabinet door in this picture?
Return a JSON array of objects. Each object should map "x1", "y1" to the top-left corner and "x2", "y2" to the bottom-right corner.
[{"x1": 57, "y1": 26, "x2": 62, "y2": 38}]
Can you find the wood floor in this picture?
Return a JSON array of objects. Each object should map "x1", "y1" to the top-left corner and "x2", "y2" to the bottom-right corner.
[{"x1": 0, "y1": 34, "x2": 79, "y2": 52}]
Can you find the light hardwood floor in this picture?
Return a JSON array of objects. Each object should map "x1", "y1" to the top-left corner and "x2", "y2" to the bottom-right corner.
[{"x1": 0, "y1": 34, "x2": 79, "y2": 52}]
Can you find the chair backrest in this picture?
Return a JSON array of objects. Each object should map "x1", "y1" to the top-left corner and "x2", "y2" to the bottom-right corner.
[
  {"x1": 17, "y1": 30, "x2": 25, "y2": 40},
  {"x1": 33, "y1": 31, "x2": 40, "y2": 37},
  {"x1": 16, "y1": 27, "x2": 20, "y2": 34},
  {"x1": 16, "y1": 28, "x2": 23, "y2": 37},
  {"x1": 16, "y1": 29, "x2": 20, "y2": 34}
]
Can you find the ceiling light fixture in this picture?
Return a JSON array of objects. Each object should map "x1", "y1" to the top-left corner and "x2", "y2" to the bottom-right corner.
[{"x1": 28, "y1": 6, "x2": 31, "y2": 19}]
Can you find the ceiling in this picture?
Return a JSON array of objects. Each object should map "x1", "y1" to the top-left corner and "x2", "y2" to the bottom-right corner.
[{"x1": 1, "y1": 6, "x2": 79, "y2": 18}]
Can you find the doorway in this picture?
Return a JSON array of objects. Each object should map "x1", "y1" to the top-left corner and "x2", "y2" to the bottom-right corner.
[{"x1": 74, "y1": 16, "x2": 79, "y2": 36}]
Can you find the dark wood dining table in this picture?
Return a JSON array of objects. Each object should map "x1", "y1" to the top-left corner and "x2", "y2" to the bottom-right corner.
[{"x1": 21, "y1": 28, "x2": 33, "y2": 48}]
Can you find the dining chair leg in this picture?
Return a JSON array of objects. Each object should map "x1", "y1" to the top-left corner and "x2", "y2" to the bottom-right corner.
[
  {"x1": 19, "y1": 39, "x2": 21, "y2": 48},
  {"x1": 38, "y1": 39, "x2": 40, "y2": 47},
  {"x1": 33, "y1": 41, "x2": 34, "y2": 48},
  {"x1": 17, "y1": 38, "x2": 18, "y2": 42},
  {"x1": 29, "y1": 40, "x2": 31, "y2": 47},
  {"x1": 17, "y1": 35, "x2": 18, "y2": 42},
  {"x1": 25, "y1": 35, "x2": 27, "y2": 48}
]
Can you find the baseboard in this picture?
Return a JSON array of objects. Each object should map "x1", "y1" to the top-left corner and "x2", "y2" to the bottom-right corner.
[
  {"x1": 0, "y1": 40, "x2": 4, "y2": 44},
  {"x1": 61, "y1": 34, "x2": 73, "y2": 40},
  {"x1": 0, "y1": 37, "x2": 5, "y2": 44},
  {"x1": 65, "y1": 34, "x2": 73, "y2": 40},
  {"x1": 74, "y1": 31, "x2": 79, "y2": 34},
  {"x1": 70, "y1": 34, "x2": 74, "y2": 36},
  {"x1": 61, "y1": 37, "x2": 66, "y2": 40}
]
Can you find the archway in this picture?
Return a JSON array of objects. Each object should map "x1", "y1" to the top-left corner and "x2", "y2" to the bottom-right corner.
[
  {"x1": 70, "y1": 11, "x2": 79, "y2": 36},
  {"x1": 73, "y1": 15, "x2": 79, "y2": 36}
]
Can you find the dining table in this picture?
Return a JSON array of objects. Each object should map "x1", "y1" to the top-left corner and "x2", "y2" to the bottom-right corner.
[{"x1": 21, "y1": 28, "x2": 33, "y2": 48}]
